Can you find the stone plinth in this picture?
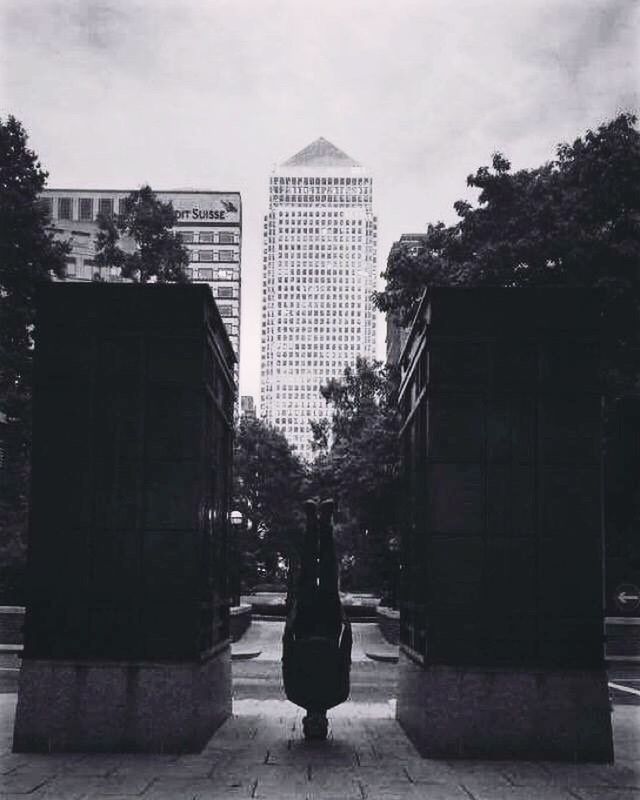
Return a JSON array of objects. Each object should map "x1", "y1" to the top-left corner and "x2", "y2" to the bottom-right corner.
[
  {"x1": 13, "y1": 645, "x2": 231, "y2": 753},
  {"x1": 396, "y1": 288, "x2": 613, "y2": 761},
  {"x1": 398, "y1": 652, "x2": 612, "y2": 761},
  {"x1": 14, "y1": 285, "x2": 235, "y2": 753},
  {"x1": 376, "y1": 606, "x2": 400, "y2": 645},
  {"x1": 230, "y1": 604, "x2": 252, "y2": 642}
]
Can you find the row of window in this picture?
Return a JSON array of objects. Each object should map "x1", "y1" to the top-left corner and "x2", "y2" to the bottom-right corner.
[
  {"x1": 269, "y1": 217, "x2": 369, "y2": 227},
  {"x1": 270, "y1": 261, "x2": 372, "y2": 270},
  {"x1": 278, "y1": 243, "x2": 364, "y2": 250},
  {"x1": 274, "y1": 385, "x2": 346, "y2": 396},
  {"x1": 273, "y1": 267, "x2": 361, "y2": 276},
  {"x1": 188, "y1": 267, "x2": 237, "y2": 280},
  {"x1": 271, "y1": 259, "x2": 370, "y2": 268},
  {"x1": 272, "y1": 196, "x2": 370, "y2": 206},
  {"x1": 271, "y1": 177, "x2": 370, "y2": 185},
  {"x1": 272, "y1": 191, "x2": 370, "y2": 200},
  {"x1": 267, "y1": 237, "x2": 369, "y2": 245},
  {"x1": 190, "y1": 250, "x2": 237, "y2": 263},
  {"x1": 266, "y1": 318, "x2": 363, "y2": 326},
  {"x1": 42, "y1": 196, "x2": 117, "y2": 221},
  {"x1": 269, "y1": 341, "x2": 361, "y2": 349},
  {"x1": 268, "y1": 211, "x2": 376, "y2": 222},
  {"x1": 178, "y1": 231, "x2": 236, "y2": 244},
  {"x1": 266, "y1": 316, "x2": 364, "y2": 324},
  {"x1": 272, "y1": 187, "x2": 370, "y2": 196},
  {"x1": 72, "y1": 265, "x2": 239, "y2": 282},
  {"x1": 268, "y1": 288, "x2": 360, "y2": 294},
  {"x1": 265, "y1": 332, "x2": 361, "y2": 340}
]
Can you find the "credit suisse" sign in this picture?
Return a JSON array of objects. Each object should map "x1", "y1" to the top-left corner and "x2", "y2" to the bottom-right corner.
[{"x1": 158, "y1": 192, "x2": 241, "y2": 224}]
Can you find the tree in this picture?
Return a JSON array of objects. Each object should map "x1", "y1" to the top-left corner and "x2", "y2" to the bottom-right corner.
[
  {"x1": 232, "y1": 416, "x2": 306, "y2": 589},
  {"x1": 308, "y1": 358, "x2": 400, "y2": 598},
  {"x1": 0, "y1": 116, "x2": 69, "y2": 600},
  {"x1": 95, "y1": 185, "x2": 190, "y2": 283},
  {"x1": 375, "y1": 112, "x2": 640, "y2": 390}
]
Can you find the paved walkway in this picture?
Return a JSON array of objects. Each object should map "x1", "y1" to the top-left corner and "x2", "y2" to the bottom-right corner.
[
  {"x1": 1, "y1": 621, "x2": 638, "y2": 799},
  {"x1": 1, "y1": 694, "x2": 639, "y2": 799}
]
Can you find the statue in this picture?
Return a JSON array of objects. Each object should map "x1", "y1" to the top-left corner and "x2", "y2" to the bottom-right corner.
[{"x1": 282, "y1": 499, "x2": 352, "y2": 740}]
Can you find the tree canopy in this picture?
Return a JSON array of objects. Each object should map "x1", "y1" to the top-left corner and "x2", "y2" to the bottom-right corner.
[
  {"x1": 0, "y1": 116, "x2": 69, "y2": 600},
  {"x1": 95, "y1": 185, "x2": 190, "y2": 283},
  {"x1": 375, "y1": 112, "x2": 640, "y2": 389},
  {"x1": 0, "y1": 116, "x2": 69, "y2": 493},
  {"x1": 308, "y1": 358, "x2": 400, "y2": 596},
  {"x1": 232, "y1": 415, "x2": 306, "y2": 588}
]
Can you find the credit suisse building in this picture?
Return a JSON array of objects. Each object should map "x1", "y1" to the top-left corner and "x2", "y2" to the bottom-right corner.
[{"x1": 41, "y1": 189, "x2": 242, "y2": 369}]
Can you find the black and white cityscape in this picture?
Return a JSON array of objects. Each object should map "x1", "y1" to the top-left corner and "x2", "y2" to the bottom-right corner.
[{"x1": 1, "y1": 2, "x2": 639, "y2": 798}]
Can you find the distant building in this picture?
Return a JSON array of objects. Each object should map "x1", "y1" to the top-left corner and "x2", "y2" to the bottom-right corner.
[
  {"x1": 41, "y1": 189, "x2": 242, "y2": 386},
  {"x1": 385, "y1": 233, "x2": 429, "y2": 365},
  {"x1": 260, "y1": 138, "x2": 378, "y2": 458},
  {"x1": 240, "y1": 395, "x2": 256, "y2": 418}
]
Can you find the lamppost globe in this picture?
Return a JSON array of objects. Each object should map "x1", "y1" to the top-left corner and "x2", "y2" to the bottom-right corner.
[{"x1": 228, "y1": 511, "x2": 243, "y2": 607}]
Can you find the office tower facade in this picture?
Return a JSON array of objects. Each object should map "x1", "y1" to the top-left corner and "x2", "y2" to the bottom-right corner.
[
  {"x1": 385, "y1": 233, "x2": 429, "y2": 365},
  {"x1": 41, "y1": 189, "x2": 242, "y2": 365},
  {"x1": 261, "y1": 138, "x2": 377, "y2": 458},
  {"x1": 240, "y1": 395, "x2": 256, "y2": 419}
]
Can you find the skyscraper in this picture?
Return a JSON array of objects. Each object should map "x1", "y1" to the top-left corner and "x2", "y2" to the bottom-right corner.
[
  {"x1": 261, "y1": 138, "x2": 377, "y2": 458},
  {"x1": 385, "y1": 233, "x2": 429, "y2": 366}
]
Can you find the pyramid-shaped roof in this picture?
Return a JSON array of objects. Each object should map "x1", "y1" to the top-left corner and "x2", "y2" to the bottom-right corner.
[{"x1": 283, "y1": 137, "x2": 360, "y2": 168}]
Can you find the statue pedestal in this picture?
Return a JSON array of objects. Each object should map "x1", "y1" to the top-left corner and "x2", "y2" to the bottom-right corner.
[
  {"x1": 13, "y1": 645, "x2": 231, "y2": 753},
  {"x1": 396, "y1": 289, "x2": 614, "y2": 762},
  {"x1": 13, "y1": 285, "x2": 236, "y2": 753},
  {"x1": 398, "y1": 652, "x2": 613, "y2": 761}
]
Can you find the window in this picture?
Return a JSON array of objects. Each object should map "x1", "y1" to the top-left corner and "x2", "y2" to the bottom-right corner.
[
  {"x1": 179, "y1": 231, "x2": 194, "y2": 243},
  {"x1": 199, "y1": 268, "x2": 213, "y2": 280},
  {"x1": 218, "y1": 286, "x2": 233, "y2": 298},
  {"x1": 199, "y1": 250, "x2": 214, "y2": 262},
  {"x1": 219, "y1": 249, "x2": 234, "y2": 262},
  {"x1": 219, "y1": 232, "x2": 234, "y2": 244},
  {"x1": 98, "y1": 198, "x2": 113, "y2": 217},
  {"x1": 118, "y1": 197, "x2": 129, "y2": 215},
  {"x1": 199, "y1": 231, "x2": 214, "y2": 244},
  {"x1": 79, "y1": 198, "x2": 93, "y2": 221},
  {"x1": 58, "y1": 197, "x2": 72, "y2": 220},
  {"x1": 218, "y1": 304, "x2": 233, "y2": 317}
]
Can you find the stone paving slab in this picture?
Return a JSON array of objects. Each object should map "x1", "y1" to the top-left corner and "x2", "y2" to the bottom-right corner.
[{"x1": 1, "y1": 694, "x2": 639, "y2": 799}]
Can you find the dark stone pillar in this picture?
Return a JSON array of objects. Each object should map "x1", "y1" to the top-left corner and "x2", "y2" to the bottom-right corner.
[
  {"x1": 13, "y1": 283, "x2": 235, "y2": 753},
  {"x1": 396, "y1": 288, "x2": 613, "y2": 761}
]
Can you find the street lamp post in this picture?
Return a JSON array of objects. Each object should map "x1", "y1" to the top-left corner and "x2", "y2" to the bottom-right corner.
[
  {"x1": 387, "y1": 535, "x2": 400, "y2": 611},
  {"x1": 229, "y1": 510, "x2": 243, "y2": 607}
]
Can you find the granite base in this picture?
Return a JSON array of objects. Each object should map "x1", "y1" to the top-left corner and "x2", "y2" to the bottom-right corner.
[
  {"x1": 12, "y1": 644, "x2": 231, "y2": 753},
  {"x1": 397, "y1": 649, "x2": 614, "y2": 762}
]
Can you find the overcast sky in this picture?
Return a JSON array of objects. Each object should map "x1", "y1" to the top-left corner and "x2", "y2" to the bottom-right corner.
[{"x1": 2, "y1": 0, "x2": 638, "y2": 402}]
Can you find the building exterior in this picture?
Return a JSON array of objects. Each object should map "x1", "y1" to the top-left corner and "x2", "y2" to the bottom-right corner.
[
  {"x1": 260, "y1": 138, "x2": 377, "y2": 458},
  {"x1": 240, "y1": 395, "x2": 256, "y2": 419},
  {"x1": 385, "y1": 233, "x2": 429, "y2": 366},
  {"x1": 41, "y1": 189, "x2": 242, "y2": 366}
]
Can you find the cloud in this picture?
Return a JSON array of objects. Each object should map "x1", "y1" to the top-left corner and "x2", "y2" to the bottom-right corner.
[{"x1": 1, "y1": 0, "x2": 638, "y2": 399}]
